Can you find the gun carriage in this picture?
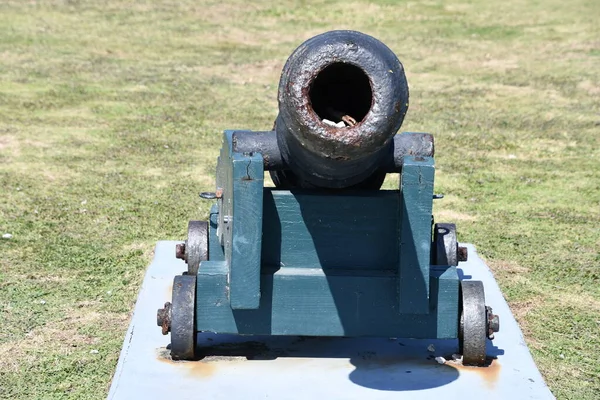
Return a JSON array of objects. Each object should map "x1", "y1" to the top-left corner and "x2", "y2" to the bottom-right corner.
[{"x1": 156, "y1": 30, "x2": 499, "y2": 366}]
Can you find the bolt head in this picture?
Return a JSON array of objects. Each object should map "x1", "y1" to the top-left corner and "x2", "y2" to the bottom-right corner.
[
  {"x1": 157, "y1": 302, "x2": 172, "y2": 335},
  {"x1": 457, "y1": 246, "x2": 468, "y2": 262},
  {"x1": 490, "y1": 314, "x2": 500, "y2": 332},
  {"x1": 485, "y1": 306, "x2": 500, "y2": 339},
  {"x1": 175, "y1": 243, "x2": 186, "y2": 260}
]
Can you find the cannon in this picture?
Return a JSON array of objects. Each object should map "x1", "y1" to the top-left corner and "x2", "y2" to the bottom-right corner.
[{"x1": 156, "y1": 30, "x2": 499, "y2": 366}]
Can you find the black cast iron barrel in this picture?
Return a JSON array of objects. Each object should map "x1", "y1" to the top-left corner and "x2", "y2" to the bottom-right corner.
[{"x1": 274, "y1": 30, "x2": 410, "y2": 189}]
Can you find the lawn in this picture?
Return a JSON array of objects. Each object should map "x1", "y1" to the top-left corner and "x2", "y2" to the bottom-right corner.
[{"x1": 0, "y1": 0, "x2": 598, "y2": 398}]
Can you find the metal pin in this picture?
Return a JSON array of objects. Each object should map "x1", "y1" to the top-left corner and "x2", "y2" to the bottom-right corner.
[{"x1": 200, "y1": 192, "x2": 217, "y2": 199}]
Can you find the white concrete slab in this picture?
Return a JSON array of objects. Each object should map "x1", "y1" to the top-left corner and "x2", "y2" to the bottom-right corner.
[{"x1": 108, "y1": 241, "x2": 555, "y2": 400}]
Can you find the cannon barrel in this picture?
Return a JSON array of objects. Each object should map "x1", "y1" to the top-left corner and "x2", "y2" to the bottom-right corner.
[
  {"x1": 276, "y1": 30, "x2": 409, "y2": 189},
  {"x1": 232, "y1": 30, "x2": 433, "y2": 189}
]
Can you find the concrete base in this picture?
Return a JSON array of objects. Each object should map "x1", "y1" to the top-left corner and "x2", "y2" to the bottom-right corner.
[{"x1": 107, "y1": 242, "x2": 555, "y2": 400}]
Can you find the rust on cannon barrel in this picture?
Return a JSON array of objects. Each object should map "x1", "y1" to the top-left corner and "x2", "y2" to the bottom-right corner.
[{"x1": 274, "y1": 30, "x2": 410, "y2": 189}]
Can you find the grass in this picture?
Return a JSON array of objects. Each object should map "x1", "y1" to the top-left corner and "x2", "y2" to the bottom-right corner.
[{"x1": 0, "y1": 0, "x2": 598, "y2": 398}]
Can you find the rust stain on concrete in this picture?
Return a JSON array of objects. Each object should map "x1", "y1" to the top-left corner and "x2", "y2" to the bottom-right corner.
[
  {"x1": 444, "y1": 358, "x2": 501, "y2": 388},
  {"x1": 156, "y1": 348, "x2": 217, "y2": 378}
]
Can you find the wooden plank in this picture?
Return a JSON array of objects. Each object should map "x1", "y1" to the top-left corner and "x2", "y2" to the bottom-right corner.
[
  {"x1": 196, "y1": 266, "x2": 459, "y2": 338},
  {"x1": 215, "y1": 131, "x2": 234, "y2": 247},
  {"x1": 262, "y1": 190, "x2": 399, "y2": 270},
  {"x1": 431, "y1": 266, "x2": 460, "y2": 335},
  {"x1": 228, "y1": 152, "x2": 264, "y2": 309},
  {"x1": 213, "y1": 131, "x2": 264, "y2": 310},
  {"x1": 398, "y1": 156, "x2": 435, "y2": 314}
]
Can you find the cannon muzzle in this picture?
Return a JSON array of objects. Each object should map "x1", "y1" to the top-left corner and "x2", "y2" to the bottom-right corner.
[
  {"x1": 275, "y1": 30, "x2": 409, "y2": 189},
  {"x1": 232, "y1": 30, "x2": 433, "y2": 189}
]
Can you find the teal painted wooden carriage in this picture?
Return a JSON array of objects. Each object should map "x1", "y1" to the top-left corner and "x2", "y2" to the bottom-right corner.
[{"x1": 156, "y1": 31, "x2": 499, "y2": 366}]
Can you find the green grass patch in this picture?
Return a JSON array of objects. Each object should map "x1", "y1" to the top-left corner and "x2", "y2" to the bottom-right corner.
[{"x1": 1, "y1": 0, "x2": 599, "y2": 398}]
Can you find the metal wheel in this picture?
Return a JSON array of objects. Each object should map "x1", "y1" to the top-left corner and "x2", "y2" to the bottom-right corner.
[
  {"x1": 185, "y1": 220, "x2": 208, "y2": 275},
  {"x1": 434, "y1": 223, "x2": 458, "y2": 266},
  {"x1": 170, "y1": 274, "x2": 197, "y2": 360},
  {"x1": 459, "y1": 280, "x2": 487, "y2": 366}
]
